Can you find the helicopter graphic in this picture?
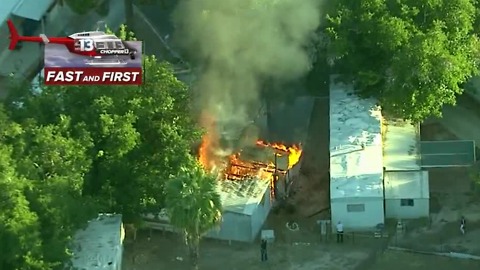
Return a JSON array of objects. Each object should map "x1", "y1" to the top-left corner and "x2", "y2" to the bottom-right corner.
[{"x1": 6, "y1": 19, "x2": 138, "y2": 66}]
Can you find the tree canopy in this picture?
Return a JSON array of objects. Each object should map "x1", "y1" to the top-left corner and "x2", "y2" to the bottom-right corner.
[
  {"x1": 325, "y1": 0, "x2": 480, "y2": 121},
  {"x1": 0, "y1": 26, "x2": 201, "y2": 269}
]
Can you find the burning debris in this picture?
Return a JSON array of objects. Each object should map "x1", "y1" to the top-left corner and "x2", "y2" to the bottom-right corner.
[
  {"x1": 255, "y1": 140, "x2": 302, "y2": 170},
  {"x1": 198, "y1": 126, "x2": 303, "y2": 199}
]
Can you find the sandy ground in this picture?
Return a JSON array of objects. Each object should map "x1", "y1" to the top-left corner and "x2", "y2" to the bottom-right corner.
[
  {"x1": 378, "y1": 122, "x2": 480, "y2": 268},
  {"x1": 289, "y1": 97, "x2": 330, "y2": 218},
  {"x1": 370, "y1": 250, "x2": 480, "y2": 270},
  {"x1": 122, "y1": 227, "x2": 383, "y2": 270}
]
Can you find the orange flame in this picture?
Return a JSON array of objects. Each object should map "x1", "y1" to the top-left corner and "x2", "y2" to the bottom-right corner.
[
  {"x1": 255, "y1": 140, "x2": 303, "y2": 169},
  {"x1": 198, "y1": 113, "x2": 220, "y2": 172},
  {"x1": 199, "y1": 135, "x2": 213, "y2": 170},
  {"x1": 197, "y1": 111, "x2": 303, "y2": 202}
]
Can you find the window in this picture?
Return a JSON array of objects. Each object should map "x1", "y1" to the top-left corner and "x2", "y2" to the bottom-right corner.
[
  {"x1": 400, "y1": 199, "x2": 414, "y2": 207},
  {"x1": 347, "y1": 204, "x2": 365, "y2": 212}
]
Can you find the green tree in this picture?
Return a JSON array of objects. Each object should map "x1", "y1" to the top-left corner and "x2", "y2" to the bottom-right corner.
[
  {"x1": 165, "y1": 163, "x2": 222, "y2": 270},
  {"x1": 2, "y1": 23, "x2": 199, "y2": 268},
  {"x1": 6, "y1": 26, "x2": 200, "y2": 224},
  {"x1": 325, "y1": 0, "x2": 480, "y2": 121},
  {"x1": 0, "y1": 105, "x2": 98, "y2": 269},
  {"x1": 0, "y1": 145, "x2": 48, "y2": 270}
]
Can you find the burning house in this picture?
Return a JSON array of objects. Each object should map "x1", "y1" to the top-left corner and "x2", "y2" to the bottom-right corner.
[
  {"x1": 142, "y1": 95, "x2": 311, "y2": 242},
  {"x1": 198, "y1": 124, "x2": 303, "y2": 242},
  {"x1": 142, "y1": 119, "x2": 304, "y2": 242},
  {"x1": 192, "y1": 93, "x2": 312, "y2": 242}
]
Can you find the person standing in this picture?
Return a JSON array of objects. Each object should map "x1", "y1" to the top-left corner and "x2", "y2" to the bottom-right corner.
[
  {"x1": 260, "y1": 239, "x2": 268, "y2": 261},
  {"x1": 336, "y1": 221, "x2": 344, "y2": 243},
  {"x1": 460, "y1": 216, "x2": 466, "y2": 235}
]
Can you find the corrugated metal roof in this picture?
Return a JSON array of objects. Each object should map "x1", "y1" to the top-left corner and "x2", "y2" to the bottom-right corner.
[
  {"x1": 70, "y1": 214, "x2": 123, "y2": 270},
  {"x1": 383, "y1": 119, "x2": 420, "y2": 170},
  {"x1": 218, "y1": 178, "x2": 270, "y2": 215},
  {"x1": 329, "y1": 80, "x2": 384, "y2": 199},
  {"x1": 384, "y1": 170, "x2": 429, "y2": 199}
]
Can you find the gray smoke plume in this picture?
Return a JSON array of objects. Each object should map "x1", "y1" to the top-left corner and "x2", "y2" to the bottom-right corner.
[{"x1": 173, "y1": 0, "x2": 322, "y2": 148}]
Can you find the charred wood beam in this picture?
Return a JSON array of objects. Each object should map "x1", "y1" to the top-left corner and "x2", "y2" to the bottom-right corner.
[
  {"x1": 225, "y1": 174, "x2": 256, "y2": 180},
  {"x1": 229, "y1": 163, "x2": 256, "y2": 169},
  {"x1": 227, "y1": 162, "x2": 287, "y2": 173}
]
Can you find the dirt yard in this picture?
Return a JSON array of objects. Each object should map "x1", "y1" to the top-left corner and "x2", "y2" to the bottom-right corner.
[
  {"x1": 391, "y1": 155, "x2": 480, "y2": 255},
  {"x1": 289, "y1": 96, "x2": 331, "y2": 218},
  {"x1": 370, "y1": 250, "x2": 479, "y2": 270},
  {"x1": 122, "y1": 220, "x2": 386, "y2": 270}
]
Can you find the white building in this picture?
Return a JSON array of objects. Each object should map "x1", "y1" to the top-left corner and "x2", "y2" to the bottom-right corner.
[
  {"x1": 144, "y1": 177, "x2": 273, "y2": 242},
  {"x1": 329, "y1": 81, "x2": 385, "y2": 231},
  {"x1": 209, "y1": 178, "x2": 273, "y2": 242},
  {"x1": 383, "y1": 120, "x2": 430, "y2": 219},
  {"x1": 69, "y1": 214, "x2": 124, "y2": 270}
]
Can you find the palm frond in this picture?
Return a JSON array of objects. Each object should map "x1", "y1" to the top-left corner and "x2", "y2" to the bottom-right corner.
[{"x1": 165, "y1": 162, "x2": 223, "y2": 237}]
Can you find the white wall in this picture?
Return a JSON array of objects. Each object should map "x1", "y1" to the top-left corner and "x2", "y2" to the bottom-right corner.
[
  {"x1": 250, "y1": 186, "x2": 272, "y2": 241},
  {"x1": 385, "y1": 198, "x2": 429, "y2": 219},
  {"x1": 331, "y1": 197, "x2": 385, "y2": 231},
  {"x1": 205, "y1": 211, "x2": 252, "y2": 242}
]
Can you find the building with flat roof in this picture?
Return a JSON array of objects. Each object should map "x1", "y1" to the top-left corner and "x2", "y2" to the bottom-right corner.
[
  {"x1": 383, "y1": 120, "x2": 429, "y2": 219},
  {"x1": 329, "y1": 81, "x2": 431, "y2": 227},
  {"x1": 329, "y1": 80, "x2": 385, "y2": 230},
  {"x1": 69, "y1": 214, "x2": 124, "y2": 270}
]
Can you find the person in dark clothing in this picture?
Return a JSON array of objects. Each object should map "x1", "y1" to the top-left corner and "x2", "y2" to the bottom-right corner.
[
  {"x1": 260, "y1": 239, "x2": 268, "y2": 261},
  {"x1": 460, "y1": 216, "x2": 466, "y2": 235}
]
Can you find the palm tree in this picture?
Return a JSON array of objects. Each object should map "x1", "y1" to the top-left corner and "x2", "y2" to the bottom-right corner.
[{"x1": 165, "y1": 162, "x2": 222, "y2": 270}]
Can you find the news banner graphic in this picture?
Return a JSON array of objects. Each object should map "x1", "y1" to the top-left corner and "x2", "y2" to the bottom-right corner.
[{"x1": 6, "y1": 19, "x2": 142, "y2": 85}]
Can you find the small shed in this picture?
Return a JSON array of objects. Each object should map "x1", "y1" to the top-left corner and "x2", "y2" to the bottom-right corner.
[
  {"x1": 69, "y1": 214, "x2": 124, "y2": 270},
  {"x1": 208, "y1": 177, "x2": 272, "y2": 242},
  {"x1": 329, "y1": 81, "x2": 385, "y2": 231},
  {"x1": 143, "y1": 178, "x2": 273, "y2": 243},
  {"x1": 383, "y1": 119, "x2": 430, "y2": 219}
]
